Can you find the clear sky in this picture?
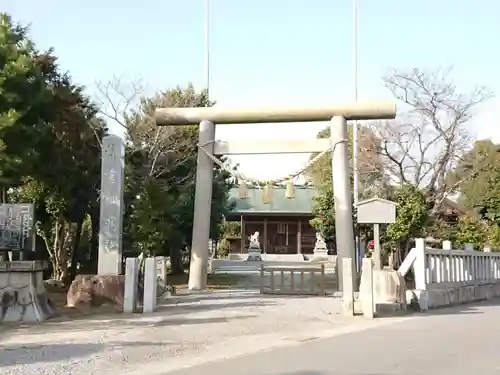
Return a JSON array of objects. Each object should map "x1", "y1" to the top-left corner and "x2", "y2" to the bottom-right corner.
[{"x1": 4, "y1": 1, "x2": 500, "y2": 181}]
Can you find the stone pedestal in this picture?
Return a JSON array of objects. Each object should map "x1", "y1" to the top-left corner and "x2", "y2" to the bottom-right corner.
[
  {"x1": 312, "y1": 234, "x2": 328, "y2": 260},
  {"x1": 359, "y1": 263, "x2": 407, "y2": 315},
  {"x1": 0, "y1": 261, "x2": 55, "y2": 323},
  {"x1": 246, "y1": 245, "x2": 262, "y2": 261}
]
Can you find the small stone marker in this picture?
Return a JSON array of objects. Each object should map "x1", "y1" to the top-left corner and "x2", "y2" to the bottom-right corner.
[
  {"x1": 360, "y1": 258, "x2": 375, "y2": 318},
  {"x1": 123, "y1": 258, "x2": 139, "y2": 313},
  {"x1": 155, "y1": 256, "x2": 167, "y2": 287},
  {"x1": 143, "y1": 257, "x2": 157, "y2": 313}
]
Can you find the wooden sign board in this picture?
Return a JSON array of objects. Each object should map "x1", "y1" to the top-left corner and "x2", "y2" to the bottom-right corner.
[{"x1": 357, "y1": 198, "x2": 396, "y2": 224}]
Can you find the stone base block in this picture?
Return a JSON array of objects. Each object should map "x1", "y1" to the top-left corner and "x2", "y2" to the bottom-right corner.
[
  {"x1": 358, "y1": 266, "x2": 407, "y2": 317},
  {"x1": 341, "y1": 295, "x2": 355, "y2": 315},
  {"x1": 0, "y1": 261, "x2": 55, "y2": 323},
  {"x1": 312, "y1": 248, "x2": 328, "y2": 258},
  {"x1": 407, "y1": 281, "x2": 500, "y2": 311},
  {"x1": 262, "y1": 253, "x2": 305, "y2": 262},
  {"x1": 360, "y1": 268, "x2": 406, "y2": 302},
  {"x1": 376, "y1": 302, "x2": 407, "y2": 316},
  {"x1": 310, "y1": 255, "x2": 337, "y2": 275},
  {"x1": 246, "y1": 249, "x2": 262, "y2": 261}
]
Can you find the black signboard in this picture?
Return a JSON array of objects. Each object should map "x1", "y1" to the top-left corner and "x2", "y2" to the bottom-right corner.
[{"x1": 0, "y1": 204, "x2": 35, "y2": 251}]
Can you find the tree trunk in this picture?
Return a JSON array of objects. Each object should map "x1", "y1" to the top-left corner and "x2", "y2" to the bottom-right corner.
[
  {"x1": 38, "y1": 228, "x2": 55, "y2": 279},
  {"x1": 52, "y1": 218, "x2": 62, "y2": 280},
  {"x1": 52, "y1": 216, "x2": 67, "y2": 281},
  {"x1": 89, "y1": 206, "x2": 100, "y2": 274},
  {"x1": 1, "y1": 188, "x2": 8, "y2": 203},
  {"x1": 170, "y1": 247, "x2": 184, "y2": 275},
  {"x1": 403, "y1": 238, "x2": 412, "y2": 259},
  {"x1": 69, "y1": 218, "x2": 84, "y2": 283}
]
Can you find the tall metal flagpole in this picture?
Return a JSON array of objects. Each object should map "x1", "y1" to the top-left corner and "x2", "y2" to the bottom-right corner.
[
  {"x1": 204, "y1": 0, "x2": 213, "y2": 257},
  {"x1": 352, "y1": 0, "x2": 361, "y2": 270},
  {"x1": 204, "y1": 0, "x2": 211, "y2": 99},
  {"x1": 352, "y1": 0, "x2": 359, "y2": 205}
]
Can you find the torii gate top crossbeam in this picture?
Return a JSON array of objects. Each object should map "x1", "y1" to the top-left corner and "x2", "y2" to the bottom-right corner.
[{"x1": 155, "y1": 101, "x2": 396, "y2": 126}]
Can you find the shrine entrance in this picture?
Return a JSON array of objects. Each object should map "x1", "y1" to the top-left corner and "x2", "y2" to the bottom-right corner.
[{"x1": 154, "y1": 102, "x2": 396, "y2": 293}]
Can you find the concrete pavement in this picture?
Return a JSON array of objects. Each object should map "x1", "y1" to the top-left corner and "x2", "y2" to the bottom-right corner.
[{"x1": 162, "y1": 298, "x2": 500, "y2": 375}]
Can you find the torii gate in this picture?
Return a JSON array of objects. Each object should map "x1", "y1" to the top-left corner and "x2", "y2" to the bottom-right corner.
[{"x1": 154, "y1": 102, "x2": 396, "y2": 294}]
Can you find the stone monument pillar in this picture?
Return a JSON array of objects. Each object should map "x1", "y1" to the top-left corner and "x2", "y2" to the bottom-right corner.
[
  {"x1": 312, "y1": 232, "x2": 328, "y2": 259},
  {"x1": 246, "y1": 232, "x2": 262, "y2": 261},
  {"x1": 143, "y1": 257, "x2": 157, "y2": 313},
  {"x1": 98, "y1": 134, "x2": 125, "y2": 275}
]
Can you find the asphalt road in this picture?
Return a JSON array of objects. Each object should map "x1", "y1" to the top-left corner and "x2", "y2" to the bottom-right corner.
[{"x1": 165, "y1": 299, "x2": 500, "y2": 375}]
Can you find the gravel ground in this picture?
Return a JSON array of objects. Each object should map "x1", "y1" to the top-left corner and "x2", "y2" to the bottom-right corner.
[
  {"x1": 0, "y1": 289, "x2": 408, "y2": 375},
  {"x1": 162, "y1": 298, "x2": 500, "y2": 375}
]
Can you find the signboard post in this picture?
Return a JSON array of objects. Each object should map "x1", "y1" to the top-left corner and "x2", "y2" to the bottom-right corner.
[{"x1": 357, "y1": 198, "x2": 397, "y2": 270}]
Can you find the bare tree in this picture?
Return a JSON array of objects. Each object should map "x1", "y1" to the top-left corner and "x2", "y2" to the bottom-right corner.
[
  {"x1": 94, "y1": 77, "x2": 209, "y2": 186},
  {"x1": 370, "y1": 67, "x2": 493, "y2": 213},
  {"x1": 306, "y1": 125, "x2": 390, "y2": 198},
  {"x1": 95, "y1": 75, "x2": 145, "y2": 130}
]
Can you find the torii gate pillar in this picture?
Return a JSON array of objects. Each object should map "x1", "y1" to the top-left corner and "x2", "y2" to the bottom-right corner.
[
  {"x1": 189, "y1": 120, "x2": 215, "y2": 290},
  {"x1": 330, "y1": 116, "x2": 356, "y2": 293}
]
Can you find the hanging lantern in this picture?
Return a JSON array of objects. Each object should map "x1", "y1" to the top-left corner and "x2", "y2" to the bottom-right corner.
[
  {"x1": 285, "y1": 180, "x2": 296, "y2": 199},
  {"x1": 262, "y1": 184, "x2": 273, "y2": 204},
  {"x1": 238, "y1": 180, "x2": 249, "y2": 199}
]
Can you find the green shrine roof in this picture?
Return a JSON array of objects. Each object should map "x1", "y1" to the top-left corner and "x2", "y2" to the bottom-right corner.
[
  {"x1": 227, "y1": 186, "x2": 468, "y2": 217},
  {"x1": 228, "y1": 187, "x2": 318, "y2": 215}
]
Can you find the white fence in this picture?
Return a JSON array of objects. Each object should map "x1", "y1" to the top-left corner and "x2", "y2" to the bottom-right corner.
[
  {"x1": 398, "y1": 238, "x2": 500, "y2": 290},
  {"x1": 210, "y1": 254, "x2": 306, "y2": 274},
  {"x1": 209, "y1": 256, "x2": 337, "y2": 276}
]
